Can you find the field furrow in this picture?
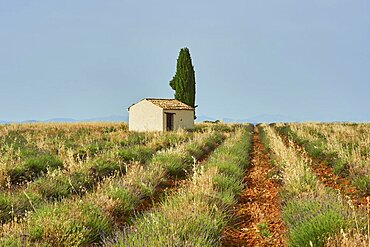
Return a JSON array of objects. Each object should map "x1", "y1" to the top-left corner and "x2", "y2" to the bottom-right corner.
[
  {"x1": 135, "y1": 131, "x2": 226, "y2": 215},
  {"x1": 1, "y1": 122, "x2": 369, "y2": 246},
  {"x1": 221, "y1": 126, "x2": 286, "y2": 246},
  {"x1": 0, "y1": 127, "x2": 226, "y2": 246},
  {"x1": 106, "y1": 125, "x2": 253, "y2": 246},
  {"x1": 263, "y1": 124, "x2": 369, "y2": 246},
  {"x1": 0, "y1": 128, "x2": 191, "y2": 225},
  {"x1": 275, "y1": 124, "x2": 370, "y2": 211}
]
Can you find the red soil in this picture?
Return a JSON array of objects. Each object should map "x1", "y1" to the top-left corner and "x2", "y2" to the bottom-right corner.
[
  {"x1": 221, "y1": 127, "x2": 286, "y2": 246},
  {"x1": 313, "y1": 163, "x2": 369, "y2": 209}
]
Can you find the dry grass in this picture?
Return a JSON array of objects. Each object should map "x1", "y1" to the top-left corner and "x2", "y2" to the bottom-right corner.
[
  {"x1": 262, "y1": 124, "x2": 369, "y2": 246},
  {"x1": 325, "y1": 197, "x2": 370, "y2": 247},
  {"x1": 263, "y1": 124, "x2": 319, "y2": 197},
  {"x1": 108, "y1": 126, "x2": 253, "y2": 246},
  {"x1": 0, "y1": 123, "x2": 225, "y2": 245},
  {"x1": 289, "y1": 123, "x2": 370, "y2": 182}
]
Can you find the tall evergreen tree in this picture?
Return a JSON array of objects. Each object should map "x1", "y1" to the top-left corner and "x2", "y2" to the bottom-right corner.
[{"x1": 169, "y1": 47, "x2": 196, "y2": 108}]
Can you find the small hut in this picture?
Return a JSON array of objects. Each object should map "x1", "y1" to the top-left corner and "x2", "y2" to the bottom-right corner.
[{"x1": 128, "y1": 98, "x2": 194, "y2": 132}]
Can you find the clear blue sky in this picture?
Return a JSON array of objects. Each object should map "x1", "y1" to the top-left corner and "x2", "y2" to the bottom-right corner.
[{"x1": 1, "y1": 0, "x2": 369, "y2": 122}]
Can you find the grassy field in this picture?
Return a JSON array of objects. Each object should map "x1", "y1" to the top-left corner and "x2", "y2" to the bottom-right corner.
[{"x1": 0, "y1": 122, "x2": 368, "y2": 246}]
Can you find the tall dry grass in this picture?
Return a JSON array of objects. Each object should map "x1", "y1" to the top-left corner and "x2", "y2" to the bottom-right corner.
[
  {"x1": 0, "y1": 125, "x2": 223, "y2": 246},
  {"x1": 108, "y1": 125, "x2": 253, "y2": 247},
  {"x1": 261, "y1": 124, "x2": 369, "y2": 246},
  {"x1": 287, "y1": 123, "x2": 370, "y2": 195}
]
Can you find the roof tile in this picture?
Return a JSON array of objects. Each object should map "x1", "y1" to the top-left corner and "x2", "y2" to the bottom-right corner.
[{"x1": 145, "y1": 98, "x2": 194, "y2": 110}]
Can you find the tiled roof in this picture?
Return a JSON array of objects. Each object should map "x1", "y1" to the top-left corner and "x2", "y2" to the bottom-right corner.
[{"x1": 145, "y1": 98, "x2": 194, "y2": 110}]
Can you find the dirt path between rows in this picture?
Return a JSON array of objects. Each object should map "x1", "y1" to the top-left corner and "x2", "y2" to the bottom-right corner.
[{"x1": 221, "y1": 127, "x2": 286, "y2": 246}]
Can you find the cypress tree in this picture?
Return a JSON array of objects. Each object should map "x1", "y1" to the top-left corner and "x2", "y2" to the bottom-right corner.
[{"x1": 169, "y1": 48, "x2": 196, "y2": 108}]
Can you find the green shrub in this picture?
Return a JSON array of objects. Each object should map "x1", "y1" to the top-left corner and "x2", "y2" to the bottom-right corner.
[
  {"x1": 3, "y1": 130, "x2": 27, "y2": 149},
  {"x1": 90, "y1": 158, "x2": 122, "y2": 180},
  {"x1": 282, "y1": 191, "x2": 366, "y2": 247},
  {"x1": 103, "y1": 126, "x2": 116, "y2": 133},
  {"x1": 212, "y1": 161, "x2": 244, "y2": 179},
  {"x1": 257, "y1": 222, "x2": 272, "y2": 238},
  {"x1": 86, "y1": 140, "x2": 113, "y2": 157},
  {"x1": 209, "y1": 124, "x2": 234, "y2": 133},
  {"x1": 25, "y1": 154, "x2": 63, "y2": 173},
  {"x1": 166, "y1": 134, "x2": 189, "y2": 147},
  {"x1": 186, "y1": 143, "x2": 204, "y2": 160},
  {"x1": 120, "y1": 132, "x2": 148, "y2": 146},
  {"x1": 18, "y1": 148, "x2": 41, "y2": 158},
  {"x1": 186, "y1": 132, "x2": 225, "y2": 160},
  {"x1": 288, "y1": 210, "x2": 344, "y2": 247},
  {"x1": 28, "y1": 201, "x2": 112, "y2": 246},
  {"x1": 0, "y1": 194, "x2": 12, "y2": 223},
  {"x1": 76, "y1": 127, "x2": 91, "y2": 137},
  {"x1": 31, "y1": 177, "x2": 70, "y2": 201},
  {"x1": 213, "y1": 174, "x2": 241, "y2": 195},
  {"x1": 193, "y1": 124, "x2": 207, "y2": 132},
  {"x1": 214, "y1": 190, "x2": 237, "y2": 208},
  {"x1": 64, "y1": 138, "x2": 77, "y2": 150},
  {"x1": 155, "y1": 133, "x2": 190, "y2": 150},
  {"x1": 205, "y1": 132, "x2": 224, "y2": 148},
  {"x1": 117, "y1": 198, "x2": 227, "y2": 247},
  {"x1": 107, "y1": 187, "x2": 140, "y2": 218},
  {"x1": 87, "y1": 143, "x2": 104, "y2": 156},
  {"x1": 7, "y1": 191, "x2": 43, "y2": 222},
  {"x1": 9, "y1": 154, "x2": 63, "y2": 184},
  {"x1": 0, "y1": 191, "x2": 44, "y2": 223},
  {"x1": 332, "y1": 160, "x2": 350, "y2": 176},
  {"x1": 74, "y1": 149, "x2": 88, "y2": 161},
  {"x1": 0, "y1": 236, "x2": 42, "y2": 247},
  {"x1": 153, "y1": 152, "x2": 190, "y2": 178},
  {"x1": 69, "y1": 171, "x2": 95, "y2": 195},
  {"x1": 353, "y1": 175, "x2": 370, "y2": 195},
  {"x1": 27, "y1": 171, "x2": 93, "y2": 202},
  {"x1": 118, "y1": 146, "x2": 155, "y2": 164},
  {"x1": 77, "y1": 203, "x2": 113, "y2": 245},
  {"x1": 7, "y1": 167, "x2": 25, "y2": 184}
]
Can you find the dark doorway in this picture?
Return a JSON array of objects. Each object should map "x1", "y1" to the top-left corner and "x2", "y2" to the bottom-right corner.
[{"x1": 165, "y1": 113, "x2": 175, "y2": 131}]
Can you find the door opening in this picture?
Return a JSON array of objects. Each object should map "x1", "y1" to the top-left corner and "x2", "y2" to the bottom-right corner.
[{"x1": 165, "y1": 113, "x2": 175, "y2": 131}]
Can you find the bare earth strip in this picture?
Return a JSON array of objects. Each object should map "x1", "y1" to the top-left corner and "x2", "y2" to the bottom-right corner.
[{"x1": 221, "y1": 127, "x2": 286, "y2": 246}]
